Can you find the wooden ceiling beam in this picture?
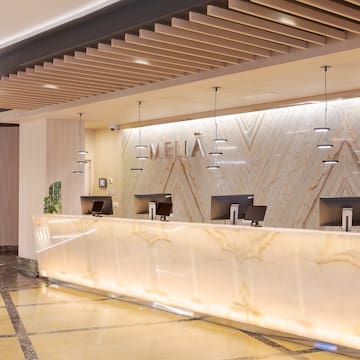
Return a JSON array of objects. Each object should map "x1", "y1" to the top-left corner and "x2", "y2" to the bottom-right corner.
[
  {"x1": 110, "y1": 38, "x2": 222, "y2": 68},
  {"x1": 0, "y1": 100, "x2": 56, "y2": 109},
  {"x1": 296, "y1": 0, "x2": 360, "y2": 22},
  {"x1": 29, "y1": 67, "x2": 144, "y2": 87},
  {"x1": 139, "y1": 29, "x2": 241, "y2": 64},
  {"x1": 99, "y1": 42, "x2": 213, "y2": 71},
  {"x1": 68, "y1": 53, "x2": 182, "y2": 78},
  {"x1": 189, "y1": 11, "x2": 306, "y2": 49},
  {"x1": 207, "y1": 5, "x2": 326, "y2": 44},
  {"x1": 1, "y1": 77, "x2": 92, "y2": 99},
  {"x1": 0, "y1": 83, "x2": 81, "y2": 101},
  {"x1": 180, "y1": 16, "x2": 289, "y2": 53},
  {"x1": 86, "y1": 47, "x2": 200, "y2": 74},
  {"x1": 59, "y1": 56, "x2": 172, "y2": 80},
  {"x1": 18, "y1": 70, "x2": 125, "y2": 92},
  {"x1": 162, "y1": 18, "x2": 272, "y2": 56},
  {"x1": 74, "y1": 51, "x2": 186, "y2": 76},
  {"x1": 0, "y1": 101, "x2": 34, "y2": 110},
  {"x1": 0, "y1": 95, "x2": 56, "y2": 107},
  {"x1": 47, "y1": 60, "x2": 162, "y2": 82},
  {"x1": 250, "y1": 0, "x2": 359, "y2": 35},
  {"x1": 154, "y1": 24, "x2": 257, "y2": 60},
  {"x1": 344, "y1": 0, "x2": 360, "y2": 5},
  {"x1": 8, "y1": 74, "x2": 105, "y2": 96},
  {"x1": 124, "y1": 34, "x2": 229, "y2": 66}
]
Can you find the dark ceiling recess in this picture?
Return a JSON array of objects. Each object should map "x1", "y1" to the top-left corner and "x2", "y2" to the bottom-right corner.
[{"x1": 0, "y1": 0, "x2": 221, "y2": 77}]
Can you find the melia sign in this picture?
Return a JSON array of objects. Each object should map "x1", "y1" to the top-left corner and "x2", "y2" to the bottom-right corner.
[{"x1": 148, "y1": 138, "x2": 205, "y2": 159}]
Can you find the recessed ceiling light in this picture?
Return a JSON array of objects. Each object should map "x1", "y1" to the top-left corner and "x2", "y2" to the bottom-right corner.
[
  {"x1": 134, "y1": 58, "x2": 150, "y2": 65},
  {"x1": 279, "y1": 16, "x2": 296, "y2": 26},
  {"x1": 207, "y1": 165, "x2": 220, "y2": 170},
  {"x1": 135, "y1": 144, "x2": 147, "y2": 149},
  {"x1": 217, "y1": 160, "x2": 247, "y2": 165},
  {"x1": 214, "y1": 138, "x2": 228, "y2": 143},
  {"x1": 43, "y1": 84, "x2": 59, "y2": 90},
  {"x1": 209, "y1": 151, "x2": 223, "y2": 156},
  {"x1": 313, "y1": 127, "x2": 330, "y2": 133},
  {"x1": 131, "y1": 167, "x2": 143, "y2": 171},
  {"x1": 136, "y1": 156, "x2": 149, "y2": 160},
  {"x1": 322, "y1": 160, "x2": 339, "y2": 165},
  {"x1": 317, "y1": 144, "x2": 333, "y2": 149}
]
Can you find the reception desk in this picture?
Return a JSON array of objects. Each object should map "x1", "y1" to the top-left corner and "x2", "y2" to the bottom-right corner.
[{"x1": 33, "y1": 215, "x2": 360, "y2": 350}]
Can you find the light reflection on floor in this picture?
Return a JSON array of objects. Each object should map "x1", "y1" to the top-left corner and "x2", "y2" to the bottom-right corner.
[{"x1": 0, "y1": 255, "x2": 358, "y2": 360}]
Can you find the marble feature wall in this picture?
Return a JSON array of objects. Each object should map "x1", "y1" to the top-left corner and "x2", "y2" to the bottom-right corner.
[
  {"x1": 34, "y1": 215, "x2": 360, "y2": 350},
  {"x1": 116, "y1": 98, "x2": 360, "y2": 229},
  {"x1": 85, "y1": 129, "x2": 122, "y2": 217}
]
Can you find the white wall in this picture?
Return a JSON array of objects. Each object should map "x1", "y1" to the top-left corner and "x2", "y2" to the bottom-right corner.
[
  {"x1": 0, "y1": 126, "x2": 19, "y2": 246},
  {"x1": 19, "y1": 118, "x2": 46, "y2": 259},
  {"x1": 46, "y1": 119, "x2": 82, "y2": 215},
  {"x1": 19, "y1": 118, "x2": 83, "y2": 259}
]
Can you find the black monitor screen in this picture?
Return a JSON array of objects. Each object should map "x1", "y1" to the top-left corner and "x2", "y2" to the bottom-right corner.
[
  {"x1": 320, "y1": 197, "x2": 360, "y2": 226},
  {"x1": 245, "y1": 205, "x2": 267, "y2": 222},
  {"x1": 134, "y1": 194, "x2": 172, "y2": 214},
  {"x1": 91, "y1": 201, "x2": 104, "y2": 214},
  {"x1": 80, "y1": 196, "x2": 113, "y2": 215},
  {"x1": 211, "y1": 194, "x2": 254, "y2": 220},
  {"x1": 157, "y1": 202, "x2": 172, "y2": 216}
]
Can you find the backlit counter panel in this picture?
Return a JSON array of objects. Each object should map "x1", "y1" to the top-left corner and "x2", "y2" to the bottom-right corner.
[{"x1": 34, "y1": 215, "x2": 360, "y2": 350}]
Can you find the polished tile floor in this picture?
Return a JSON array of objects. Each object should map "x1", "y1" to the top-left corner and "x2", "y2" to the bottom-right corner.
[{"x1": 0, "y1": 255, "x2": 357, "y2": 360}]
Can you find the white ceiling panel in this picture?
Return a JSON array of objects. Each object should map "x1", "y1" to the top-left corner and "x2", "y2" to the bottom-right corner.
[{"x1": 0, "y1": 0, "x2": 121, "y2": 49}]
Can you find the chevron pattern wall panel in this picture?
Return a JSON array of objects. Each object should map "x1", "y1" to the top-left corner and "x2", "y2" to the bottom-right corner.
[{"x1": 118, "y1": 98, "x2": 360, "y2": 229}]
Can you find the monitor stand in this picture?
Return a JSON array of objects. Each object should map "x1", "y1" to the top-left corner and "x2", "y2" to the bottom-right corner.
[
  {"x1": 230, "y1": 203, "x2": 239, "y2": 225},
  {"x1": 148, "y1": 202, "x2": 157, "y2": 220},
  {"x1": 92, "y1": 213, "x2": 103, "y2": 217},
  {"x1": 342, "y1": 208, "x2": 353, "y2": 232}
]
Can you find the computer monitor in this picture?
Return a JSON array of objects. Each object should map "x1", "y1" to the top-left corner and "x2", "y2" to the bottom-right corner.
[
  {"x1": 91, "y1": 200, "x2": 104, "y2": 215},
  {"x1": 157, "y1": 202, "x2": 173, "y2": 221},
  {"x1": 80, "y1": 196, "x2": 113, "y2": 216},
  {"x1": 245, "y1": 205, "x2": 267, "y2": 226},
  {"x1": 134, "y1": 193, "x2": 172, "y2": 220},
  {"x1": 320, "y1": 197, "x2": 360, "y2": 232},
  {"x1": 211, "y1": 194, "x2": 254, "y2": 225}
]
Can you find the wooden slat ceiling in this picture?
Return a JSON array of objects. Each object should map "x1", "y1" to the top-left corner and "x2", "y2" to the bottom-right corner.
[{"x1": 1, "y1": 0, "x2": 359, "y2": 110}]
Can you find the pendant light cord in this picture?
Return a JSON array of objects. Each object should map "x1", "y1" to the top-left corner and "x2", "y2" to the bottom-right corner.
[
  {"x1": 78, "y1": 112, "x2": 84, "y2": 150},
  {"x1": 324, "y1": 66, "x2": 328, "y2": 128},
  {"x1": 138, "y1": 101, "x2": 142, "y2": 146},
  {"x1": 213, "y1": 86, "x2": 220, "y2": 139}
]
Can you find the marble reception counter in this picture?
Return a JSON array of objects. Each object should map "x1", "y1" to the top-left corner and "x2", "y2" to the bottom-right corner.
[{"x1": 34, "y1": 215, "x2": 360, "y2": 350}]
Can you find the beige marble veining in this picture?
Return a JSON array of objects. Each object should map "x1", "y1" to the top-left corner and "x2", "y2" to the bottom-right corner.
[{"x1": 34, "y1": 214, "x2": 360, "y2": 350}]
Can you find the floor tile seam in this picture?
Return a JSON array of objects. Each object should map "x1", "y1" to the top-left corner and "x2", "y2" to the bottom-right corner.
[
  {"x1": 0, "y1": 333, "x2": 17, "y2": 339},
  {"x1": 241, "y1": 331, "x2": 313, "y2": 360},
  {"x1": 223, "y1": 353, "x2": 306, "y2": 360},
  {"x1": 0, "y1": 290, "x2": 39, "y2": 360},
  {"x1": 264, "y1": 335, "x2": 323, "y2": 352},
  {"x1": 27, "y1": 317, "x2": 201, "y2": 336},
  {"x1": 13, "y1": 297, "x2": 109, "y2": 308}
]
